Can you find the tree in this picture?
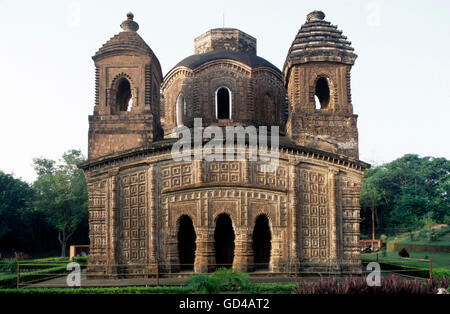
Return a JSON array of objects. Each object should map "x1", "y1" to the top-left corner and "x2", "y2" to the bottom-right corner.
[
  {"x1": 360, "y1": 174, "x2": 381, "y2": 242},
  {"x1": 32, "y1": 150, "x2": 88, "y2": 257},
  {"x1": 0, "y1": 171, "x2": 34, "y2": 251},
  {"x1": 360, "y1": 154, "x2": 450, "y2": 236}
]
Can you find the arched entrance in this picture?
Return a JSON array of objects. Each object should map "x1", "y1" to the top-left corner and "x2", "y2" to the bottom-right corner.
[
  {"x1": 252, "y1": 215, "x2": 271, "y2": 270},
  {"x1": 177, "y1": 215, "x2": 196, "y2": 270},
  {"x1": 214, "y1": 213, "x2": 235, "y2": 268}
]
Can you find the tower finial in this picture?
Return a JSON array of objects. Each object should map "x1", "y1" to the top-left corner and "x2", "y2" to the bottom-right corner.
[
  {"x1": 307, "y1": 10, "x2": 325, "y2": 22},
  {"x1": 120, "y1": 12, "x2": 139, "y2": 32}
]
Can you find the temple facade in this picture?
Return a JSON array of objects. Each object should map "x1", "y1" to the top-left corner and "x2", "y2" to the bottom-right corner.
[{"x1": 79, "y1": 11, "x2": 369, "y2": 277}]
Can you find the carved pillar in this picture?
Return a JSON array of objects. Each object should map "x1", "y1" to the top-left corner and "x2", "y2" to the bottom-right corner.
[
  {"x1": 232, "y1": 227, "x2": 254, "y2": 272},
  {"x1": 290, "y1": 163, "x2": 299, "y2": 269},
  {"x1": 147, "y1": 164, "x2": 158, "y2": 273},
  {"x1": 328, "y1": 168, "x2": 340, "y2": 271},
  {"x1": 270, "y1": 226, "x2": 284, "y2": 272},
  {"x1": 335, "y1": 171, "x2": 344, "y2": 264},
  {"x1": 107, "y1": 171, "x2": 119, "y2": 276},
  {"x1": 167, "y1": 228, "x2": 180, "y2": 272},
  {"x1": 194, "y1": 227, "x2": 215, "y2": 273}
]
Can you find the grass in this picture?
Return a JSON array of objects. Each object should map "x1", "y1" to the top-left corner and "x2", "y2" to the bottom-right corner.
[
  {"x1": 0, "y1": 256, "x2": 89, "y2": 288},
  {"x1": 0, "y1": 286, "x2": 191, "y2": 294},
  {"x1": 390, "y1": 233, "x2": 450, "y2": 246},
  {"x1": 385, "y1": 225, "x2": 450, "y2": 246},
  {"x1": 0, "y1": 283, "x2": 296, "y2": 294},
  {"x1": 362, "y1": 251, "x2": 450, "y2": 270}
]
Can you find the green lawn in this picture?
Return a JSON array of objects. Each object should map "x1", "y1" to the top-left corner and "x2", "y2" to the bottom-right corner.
[
  {"x1": 362, "y1": 251, "x2": 450, "y2": 269},
  {"x1": 0, "y1": 283, "x2": 297, "y2": 294},
  {"x1": 389, "y1": 233, "x2": 450, "y2": 246},
  {"x1": 0, "y1": 256, "x2": 89, "y2": 288}
]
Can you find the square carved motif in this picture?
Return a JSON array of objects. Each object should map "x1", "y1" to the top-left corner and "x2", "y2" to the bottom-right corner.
[
  {"x1": 172, "y1": 166, "x2": 181, "y2": 176},
  {"x1": 162, "y1": 168, "x2": 170, "y2": 177}
]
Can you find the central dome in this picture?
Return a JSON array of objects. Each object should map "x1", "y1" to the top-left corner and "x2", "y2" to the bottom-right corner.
[
  {"x1": 170, "y1": 28, "x2": 279, "y2": 73},
  {"x1": 161, "y1": 28, "x2": 285, "y2": 137}
]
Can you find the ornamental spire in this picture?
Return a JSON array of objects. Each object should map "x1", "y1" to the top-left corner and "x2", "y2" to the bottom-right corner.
[{"x1": 120, "y1": 12, "x2": 139, "y2": 32}]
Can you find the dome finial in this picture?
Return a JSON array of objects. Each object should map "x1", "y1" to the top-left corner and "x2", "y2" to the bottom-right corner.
[
  {"x1": 120, "y1": 12, "x2": 139, "y2": 32},
  {"x1": 307, "y1": 10, "x2": 325, "y2": 22}
]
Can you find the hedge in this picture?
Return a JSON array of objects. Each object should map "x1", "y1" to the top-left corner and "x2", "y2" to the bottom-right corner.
[
  {"x1": 0, "y1": 265, "x2": 70, "y2": 288},
  {"x1": 0, "y1": 286, "x2": 191, "y2": 294}
]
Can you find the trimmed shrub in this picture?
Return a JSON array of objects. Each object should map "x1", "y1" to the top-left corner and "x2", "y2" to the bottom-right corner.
[
  {"x1": 186, "y1": 268, "x2": 250, "y2": 294},
  {"x1": 244, "y1": 283, "x2": 296, "y2": 294},
  {"x1": 398, "y1": 248, "x2": 410, "y2": 257},
  {"x1": 0, "y1": 286, "x2": 190, "y2": 294},
  {"x1": 0, "y1": 265, "x2": 69, "y2": 288}
]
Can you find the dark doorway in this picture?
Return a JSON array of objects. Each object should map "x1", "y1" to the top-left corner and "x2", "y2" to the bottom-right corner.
[
  {"x1": 177, "y1": 215, "x2": 196, "y2": 270},
  {"x1": 252, "y1": 215, "x2": 271, "y2": 270},
  {"x1": 214, "y1": 213, "x2": 235, "y2": 268},
  {"x1": 217, "y1": 87, "x2": 230, "y2": 119}
]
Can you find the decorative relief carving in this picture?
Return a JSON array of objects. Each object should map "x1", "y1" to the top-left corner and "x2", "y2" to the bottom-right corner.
[
  {"x1": 88, "y1": 180, "x2": 107, "y2": 258},
  {"x1": 202, "y1": 161, "x2": 241, "y2": 184},
  {"x1": 118, "y1": 171, "x2": 147, "y2": 263},
  {"x1": 249, "y1": 162, "x2": 287, "y2": 189},
  {"x1": 298, "y1": 168, "x2": 330, "y2": 260},
  {"x1": 341, "y1": 176, "x2": 361, "y2": 254},
  {"x1": 169, "y1": 201, "x2": 200, "y2": 228},
  {"x1": 161, "y1": 162, "x2": 193, "y2": 191}
]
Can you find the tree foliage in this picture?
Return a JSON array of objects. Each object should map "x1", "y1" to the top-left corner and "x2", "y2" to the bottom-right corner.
[
  {"x1": 32, "y1": 150, "x2": 88, "y2": 257},
  {"x1": 0, "y1": 172, "x2": 33, "y2": 240},
  {"x1": 360, "y1": 154, "x2": 450, "y2": 236}
]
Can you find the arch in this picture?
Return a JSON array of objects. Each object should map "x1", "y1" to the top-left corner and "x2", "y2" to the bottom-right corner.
[
  {"x1": 116, "y1": 78, "x2": 132, "y2": 112},
  {"x1": 111, "y1": 73, "x2": 135, "y2": 113},
  {"x1": 252, "y1": 214, "x2": 271, "y2": 270},
  {"x1": 215, "y1": 86, "x2": 232, "y2": 120},
  {"x1": 214, "y1": 213, "x2": 235, "y2": 268},
  {"x1": 177, "y1": 215, "x2": 196, "y2": 271},
  {"x1": 314, "y1": 76, "x2": 331, "y2": 109},
  {"x1": 176, "y1": 93, "x2": 185, "y2": 126}
]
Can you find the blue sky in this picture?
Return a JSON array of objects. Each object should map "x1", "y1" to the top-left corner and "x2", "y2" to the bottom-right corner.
[{"x1": 0, "y1": 0, "x2": 449, "y2": 183}]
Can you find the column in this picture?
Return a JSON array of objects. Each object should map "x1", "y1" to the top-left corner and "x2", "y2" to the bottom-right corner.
[
  {"x1": 166, "y1": 228, "x2": 180, "y2": 273},
  {"x1": 107, "y1": 171, "x2": 119, "y2": 276},
  {"x1": 232, "y1": 227, "x2": 254, "y2": 272},
  {"x1": 270, "y1": 226, "x2": 284, "y2": 272},
  {"x1": 194, "y1": 227, "x2": 215, "y2": 273},
  {"x1": 328, "y1": 168, "x2": 340, "y2": 271}
]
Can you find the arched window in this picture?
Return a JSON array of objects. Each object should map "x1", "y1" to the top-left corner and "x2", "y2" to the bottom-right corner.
[
  {"x1": 176, "y1": 93, "x2": 185, "y2": 126},
  {"x1": 116, "y1": 78, "x2": 132, "y2": 112},
  {"x1": 314, "y1": 77, "x2": 330, "y2": 109},
  {"x1": 215, "y1": 87, "x2": 231, "y2": 120}
]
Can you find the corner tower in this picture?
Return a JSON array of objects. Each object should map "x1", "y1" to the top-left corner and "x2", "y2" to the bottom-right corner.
[
  {"x1": 88, "y1": 13, "x2": 163, "y2": 159},
  {"x1": 284, "y1": 11, "x2": 359, "y2": 159}
]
